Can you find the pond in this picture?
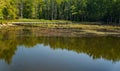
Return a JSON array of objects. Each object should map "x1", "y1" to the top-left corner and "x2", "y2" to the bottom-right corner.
[{"x1": 0, "y1": 26, "x2": 120, "y2": 71}]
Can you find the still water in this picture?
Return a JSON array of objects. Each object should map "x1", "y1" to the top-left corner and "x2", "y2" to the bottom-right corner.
[{"x1": 0, "y1": 27, "x2": 120, "y2": 71}]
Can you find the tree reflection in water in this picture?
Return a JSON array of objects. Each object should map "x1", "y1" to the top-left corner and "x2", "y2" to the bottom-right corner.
[{"x1": 0, "y1": 27, "x2": 120, "y2": 64}]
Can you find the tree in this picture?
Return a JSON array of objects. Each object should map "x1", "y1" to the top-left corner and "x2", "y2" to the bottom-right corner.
[
  {"x1": 0, "y1": 0, "x2": 120, "y2": 24},
  {"x1": 2, "y1": 7, "x2": 9, "y2": 19},
  {"x1": 1, "y1": 0, "x2": 17, "y2": 20},
  {"x1": 22, "y1": 0, "x2": 33, "y2": 18}
]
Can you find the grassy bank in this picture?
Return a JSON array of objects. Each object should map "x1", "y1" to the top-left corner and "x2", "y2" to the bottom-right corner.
[
  {"x1": 0, "y1": 19, "x2": 120, "y2": 37},
  {"x1": 13, "y1": 19, "x2": 72, "y2": 23},
  {"x1": 0, "y1": 19, "x2": 72, "y2": 23}
]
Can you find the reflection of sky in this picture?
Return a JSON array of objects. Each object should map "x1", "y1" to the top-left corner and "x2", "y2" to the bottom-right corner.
[{"x1": 0, "y1": 44, "x2": 120, "y2": 71}]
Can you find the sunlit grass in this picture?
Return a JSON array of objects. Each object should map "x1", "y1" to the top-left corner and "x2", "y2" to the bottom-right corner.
[
  {"x1": 12, "y1": 19, "x2": 72, "y2": 23},
  {"x1": 0, "y1": 19, "x2": 120, "y2": 36}
]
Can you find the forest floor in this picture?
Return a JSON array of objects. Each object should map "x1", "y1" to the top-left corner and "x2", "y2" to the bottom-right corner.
[{"x1": 0, "y1": 19, "x2": 120, "y2": 37}]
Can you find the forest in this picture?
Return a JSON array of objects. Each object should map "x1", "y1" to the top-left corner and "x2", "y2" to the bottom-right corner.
[{"x1": 0, "y1": 0, "x2": 120, "y2": 24}]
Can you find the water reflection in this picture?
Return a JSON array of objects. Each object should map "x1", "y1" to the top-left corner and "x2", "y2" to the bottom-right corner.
[
  {"x1": 0, "y1": 27, "x2": 120, "y2": 64},
  {"x1": 0, "y1": 26, "x2": 120, "y2": 71}
]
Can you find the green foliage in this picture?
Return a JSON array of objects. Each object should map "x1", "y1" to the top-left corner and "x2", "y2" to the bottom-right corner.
[
  {"x1": 1, "y1": 0, "x2": 17, "y2": 20},
  {"x1": 22, "y1": 0, "x2": 33, "y2": 18},
  {"x1": 0, "y1": 0, "x2": 120, "y2": 24},
  {"x1": 2, "y1": 7, "x2": 9, "y2": 19}
]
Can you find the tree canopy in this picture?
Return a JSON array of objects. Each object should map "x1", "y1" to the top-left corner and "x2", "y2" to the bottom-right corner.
[{"x1": 0, "y1": 0, "x2": 120, "y2": 24}]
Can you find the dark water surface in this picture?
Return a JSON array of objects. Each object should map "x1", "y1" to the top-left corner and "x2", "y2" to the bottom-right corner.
[{"x1": 0, "y1": 27, "x2": 120, "y2": 71}]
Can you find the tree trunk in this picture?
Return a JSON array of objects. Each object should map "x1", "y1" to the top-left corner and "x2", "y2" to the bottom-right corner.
[
  {"x1": 119, "y1": 17, "x2": 120, "y2": 24},
  {"x1": 20, "y1": 2, "x2": 23, "y2": 18}
]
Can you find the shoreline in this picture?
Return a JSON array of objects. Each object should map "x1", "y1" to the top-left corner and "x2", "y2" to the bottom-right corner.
[
  {"x1": 0, "y1": 20, "x2": 120, "y2": 37},
  {"x1": 0, "y1": 23, "x2": 14, "y2": 28},
  {"x1": 0, "y1": 24, "x2": 120, "y2": 37}
]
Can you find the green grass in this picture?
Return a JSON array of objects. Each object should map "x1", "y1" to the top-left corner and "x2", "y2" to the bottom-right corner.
[
  {"x1": 0, "y1": 19, "x2": 73, "y2": 24},
  {"x1": 0, "y1": 20, "x2": 6, "y2": 24},
  {"x1": 12, "y1": 19, "x2": 72, "y2": 23}
]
